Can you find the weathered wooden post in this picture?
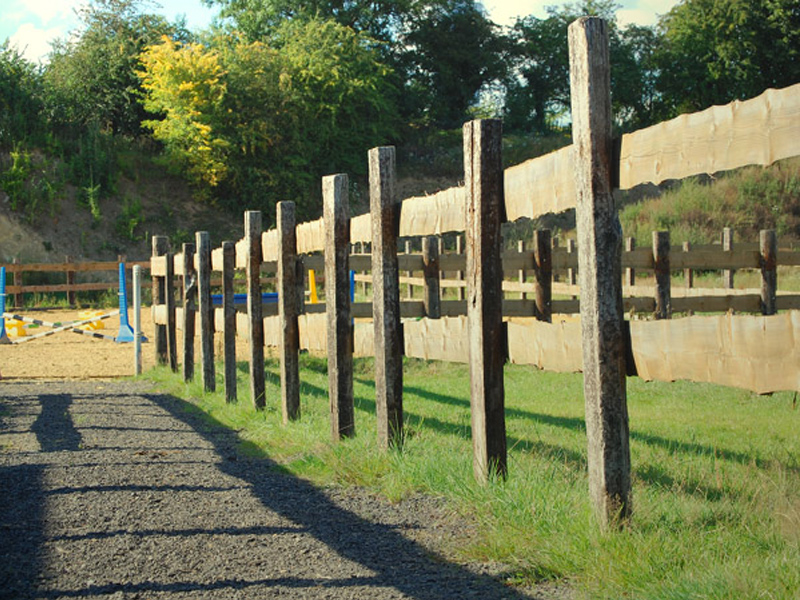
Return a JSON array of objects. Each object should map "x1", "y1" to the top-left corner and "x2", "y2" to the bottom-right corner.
[
  {"x1": 722, "y1": 227, "x2": 735, "y2": 289},
  {"x1": 370, "y1": 146, "x2": 404, "y2": 449},
  {"x1": 569, "y1": 16, "x2": 631, "y2": 526},
  {"x1": 222, "y1": 241, "x2": 237, "y2": 403},
  {"x1": 165, "y1": 249, "x2": 178, "y2": 372},
  {"x1": 196, "y1": 231, "x2": 215, "y2": 392},
  {"x1": 369, "y1": 147, "x2": 403, "y2": 448},
  {"x1": 464, "y1": 118, "x2": 507, "y2": 483},
  {"x1": 324, "y1": 174, "x2": 355, "y2": 440},
  {"x1": 151, "y1": 236, "x2": 169, "y2": 366},
  {"x1": 277, "y1": 202, "x2": 300, "y2": 422},
  {"x1": 246, "y1": 211, "x2": 266, "y2": 410},
  {"x1": 533, "y1": 229, "x2": 552, "y2": 322},
  {"x1": 181, "y1": 243, "x2": 196, "y2": 382},
  {"x1": 422, "y1": 236, "x2": 441, "y2": 318},
  {"x1": 682, "y1": 241, "x2": 693, "y2": 288},
  {"x1": 624, "y1": 237, "x2": 635, "y2": 287},
  {"x1": 133, "y1": 265, "x2": 142, "y2": 375},
  {"x1": 760, "y1": 229, "x2": 777, "y2": 316},
  {"x1": 653, "y1": 231, "x2": 671, "y2": 320},
  {"x1": 65, "y1": 256, "x2": 76, "y2": 306}
]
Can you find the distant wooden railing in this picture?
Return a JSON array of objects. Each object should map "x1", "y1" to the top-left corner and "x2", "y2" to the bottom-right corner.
[{"x1": 0, "y1": 258, "x2": 150, "y2": 306}]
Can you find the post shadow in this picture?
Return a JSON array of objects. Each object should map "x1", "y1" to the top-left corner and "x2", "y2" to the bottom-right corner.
[{"x1": 144, "y1": 391, "x2": 536, "y2": 599}]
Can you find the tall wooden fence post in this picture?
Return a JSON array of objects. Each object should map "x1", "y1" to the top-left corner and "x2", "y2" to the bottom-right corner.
[
  {"x1": 464, "y1": 118, "x2": 507, "y2": 483},
  {"x1": 569, "y1": 16, "x2": 631, "y2": 527},
  {"x1": 653, "y1": 231, "x2": 671, "y2": 320},
  {"x1": 151, "y1": 236, "x2": 169, "y2": 366},
  {"x1": 196, "y1": 231, "x2": 215, "y2": 392},
  {"x1": 405, "y1": 240, "x2": 414, "y2": 300},
  {"x1": 760, "y1": 229, "x2": 777, "y2": 315},
  {"x1": 65, "y1": 256, "x2": 76, "y2": 306},
  {"x1": 181, "y1": 243, "x2": 196, "y2": 382},
  {"x1": 423, "y1": 236, "x2": 441, "y2": 318},
  {"x1": 222, "y1": 241, "x2": 237, "y2": 403},
  {"x1": 278, "y1": 202, "x2": 300, "y2": 422},
  {"x1": 246, "y1": 211, "x2": 266, "y2": 410},
  {"x1": 165, "y1": 249, "x2": 178, "y2": 371},
  {"x1": 533, "y1": 229, "x2": 552, "y2": 322},
  {"x1": 370, "y1": 146, "x2": 404, "y2": 449},
  {"x1": 324, "y1": 174, "x2": 355, "y2": 440},
  {"x1": 723, "y1": 227, "x2": 735, "y2": 288}
]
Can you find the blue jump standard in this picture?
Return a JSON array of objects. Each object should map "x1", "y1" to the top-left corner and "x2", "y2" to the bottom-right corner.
[{"x1": 212, "y1": 292, "x2": 278, "y2": 306}]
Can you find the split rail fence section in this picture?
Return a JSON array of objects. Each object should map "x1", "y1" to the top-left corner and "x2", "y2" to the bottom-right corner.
[
  {"x1": 0, "y1": 258, "x2": 149, "y2": 306},
  {"x1": 150, "y1": 18, "x2": 800, "y2": 524}
]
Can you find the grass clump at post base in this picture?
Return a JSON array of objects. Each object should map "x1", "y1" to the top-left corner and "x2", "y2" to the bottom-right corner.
[{"x1": 146, "y1": 354, "x2": 800, "y2": 599}]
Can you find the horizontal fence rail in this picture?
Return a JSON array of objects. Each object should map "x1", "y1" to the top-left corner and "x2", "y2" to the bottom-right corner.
[{"x1": 0, "y1": 259, "x2": 151, "y2": 306}]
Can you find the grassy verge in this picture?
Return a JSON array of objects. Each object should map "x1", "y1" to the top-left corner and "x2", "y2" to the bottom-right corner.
[{"x1": 146, "y1": 355, "x2": 800, "y2": 599}]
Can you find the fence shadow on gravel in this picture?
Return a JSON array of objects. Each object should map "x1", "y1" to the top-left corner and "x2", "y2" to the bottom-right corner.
[{"x1": 143, "y1": 391, "x2": 537, "y2": 600}]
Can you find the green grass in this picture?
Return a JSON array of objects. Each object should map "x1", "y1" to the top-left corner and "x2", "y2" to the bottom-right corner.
[{"x1": 146, "y1": 356, "x2": 800, "y2": 599}]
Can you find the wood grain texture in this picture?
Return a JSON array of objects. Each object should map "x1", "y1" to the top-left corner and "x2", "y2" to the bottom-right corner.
[
  {"x1": 277, "y1": 202, "x2": 300, "y2": 423},
  {"x1": 464, "y1": 119, "x2": 507, "y2": 483},
  {"x1": 222, "y1": 241, "x2": 237, "y2": 403},
  {"x1": 569, "y1": 16, "x2": 631, "y2": 527},
  {"x1": 324, "y1": 174, "x2": 355, "y2": 440},
  {"x1": 196, "y1": 231, "x2": 215, "y2": 392},
  {"x1": 369, "y1": 147, "x2": 404, "y2": 449},
  {"x1": 246, "y1": 211, "x2": 265, "y2": 410}
]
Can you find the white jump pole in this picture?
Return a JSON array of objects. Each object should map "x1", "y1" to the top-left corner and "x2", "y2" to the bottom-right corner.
[{"x1": 133, "y1": 265, "x2": 142, "y2": 375}]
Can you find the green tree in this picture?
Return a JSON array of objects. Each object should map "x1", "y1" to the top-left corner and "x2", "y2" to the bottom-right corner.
[
  {"x1": 401, "y1": 0, "x2": 507, "y2": 129},
  {"x1": 504, "y1": 0, "x2": 660, "y2": 133},
  {"x1": 0, "y1": 43, "x2": 43, "y2": 148},
  {"x1": 205, "y1": 0, "x2": 412, "y2": 45},
  {"x1": 139, "y1": 18, "x2": 395, "y2": 219},
  {"x1": 43, "y1": 0, "x2": 182, "y2": 136},
  {"x1": 656, "y1": 0, "x2": 800, "y2": 114}
]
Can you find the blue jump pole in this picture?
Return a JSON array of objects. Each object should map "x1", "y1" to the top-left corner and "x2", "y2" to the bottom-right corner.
[
  {"x1": 115, "y1": 263, "x2": 136, "y2": 343},
  {"x1": 0, "y1": 267, "x2": 9, "y2": 344}
]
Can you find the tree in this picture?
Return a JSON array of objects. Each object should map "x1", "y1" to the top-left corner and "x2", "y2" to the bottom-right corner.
[
  {"x1": 401, "y1": 0, "x2": 507, "y2": 129},
  {"x1": 205, "y1": 0, "x2": 413, "y2": 45},
  {"x1": 504, "y1": 0, "x2": 660, "y2": 134},
  {"x1": 0, "y1": 43, "x2": 43, "y2": 148},
  {"x1": 43, "y1": 0, "x2": 182, "y2": 136},
  {"x1": 656, "y1": 0, "x2": 800, "y2": 114},
  {"x1": 139, "y1": 18, "x2": 395, "y2": 218}
]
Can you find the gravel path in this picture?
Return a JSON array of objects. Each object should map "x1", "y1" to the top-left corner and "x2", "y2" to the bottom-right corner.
[{"x1": 0, "y1": 380, "x2": 564, "y2": 600}]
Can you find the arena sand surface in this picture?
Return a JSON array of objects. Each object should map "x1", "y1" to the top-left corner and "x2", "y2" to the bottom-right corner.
[{"x1": 0, "y1": 309, "x2": 157, "y2": 380}]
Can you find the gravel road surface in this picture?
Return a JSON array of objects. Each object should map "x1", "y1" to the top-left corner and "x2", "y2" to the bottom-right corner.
[{"x1": 0, "y1": 380, "x2": 564, "y2": 600}]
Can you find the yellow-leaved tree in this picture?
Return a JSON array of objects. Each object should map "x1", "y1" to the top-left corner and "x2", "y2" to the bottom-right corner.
[{"x1": 139, "y1": 36, "x2": 230, "y2": 188}]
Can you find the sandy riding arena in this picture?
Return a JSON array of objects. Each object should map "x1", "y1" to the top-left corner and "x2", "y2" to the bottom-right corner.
[{"x1": 0, "y1": 309, "x2": 157, "y2": 380}]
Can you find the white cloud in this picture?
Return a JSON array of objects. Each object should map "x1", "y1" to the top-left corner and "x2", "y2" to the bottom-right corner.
[
  {"x1": 8, "y1": 22, "x2": 65, "y2": 64},
  {"x1": 16, "y1": 0, "x2": 83, "y2": 27},
  {"x1": 484, "y1": 0, "x2": 549, "y2": 26}
]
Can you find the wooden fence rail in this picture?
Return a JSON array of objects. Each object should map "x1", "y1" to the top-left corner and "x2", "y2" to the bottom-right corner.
[{"x1": 0, "y1": 258, "x2": 151, "y2": 306}]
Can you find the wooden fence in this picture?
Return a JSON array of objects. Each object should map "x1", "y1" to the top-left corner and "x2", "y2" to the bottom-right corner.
[
  {"x1": 0, "y1": 257, "x2": 149, "y2": 306},
  {"x1": 147, "y1": 18, "x2": 800, "y2": 526}
]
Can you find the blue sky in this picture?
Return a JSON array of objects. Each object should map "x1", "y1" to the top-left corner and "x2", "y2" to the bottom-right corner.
[{"x1": 1, "y1": 0, "x2": 680, "y2": 64}]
